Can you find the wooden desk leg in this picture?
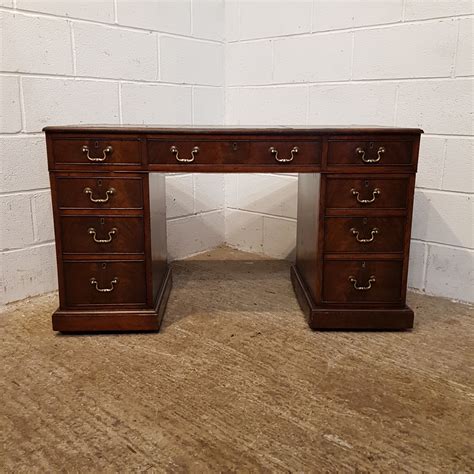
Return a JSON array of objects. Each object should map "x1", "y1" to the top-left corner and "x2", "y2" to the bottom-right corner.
[{"x1": 292, "y1": 173, "x2": 414, "y2": 330}]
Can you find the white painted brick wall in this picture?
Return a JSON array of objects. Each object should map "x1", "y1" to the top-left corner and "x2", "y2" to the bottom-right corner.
[
  {"x1": 352, "y1": 21, "x2": 458, "y2": 79},
  {"x1": 1, "y1": 11, "x2": 73, "y2": 75},
  {"x1": 224, "y1": 0, "x2": 474, "y2": 304},
  {"x1": 273, "y1": 33, "x2": 353, "y2": 83},
  {"x1": 120, "y1": 83, "x2": 192, "y2": 124},
  {"x1": 312, "y1": 0, "x2": 403, "y2": 30},
  {"x1": 0, "y1": 0, "x2": 226, "y2": 305},
  {"x1": 116, "y1": 0, "x2": 191, "y2": 35},
  {"x1": 160, "y1": 36, "x2": 224, "y2": 85},
  {"x1": 16, "y1": 0, "x2": 115, "y2": 22},
  {"x1": 0, "y1": 76, "x2": 22, "y2": 132},
  {"x1": 1, "y1": 0, "x2": 472, "y2": 306},
  {"x1": 74, "y1": 23, "x2": 158, "y2": 81},
  {"x1": 193, "y1": 86, "x2": 225, "y2": 124},
  {"x1": 22, "y1": 78, "x2": 120, "y2": 131}
]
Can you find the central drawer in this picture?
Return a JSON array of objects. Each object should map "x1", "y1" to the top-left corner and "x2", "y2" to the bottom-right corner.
[
  {"x1": 148, "y1": 138, "x2": 321, "y2": 166},
  {"x1": 324, "y1": 216, "x2": 406, "y2": 253},
  {"x1": 148, "y1": 139, "x2": 249, "y2": 165},
  {"x1": 60, "y1": 216, "x2": 144, "y2": 255},
  {"x1": 63, "y1": 260, "x2": 147, "y2": 307}
]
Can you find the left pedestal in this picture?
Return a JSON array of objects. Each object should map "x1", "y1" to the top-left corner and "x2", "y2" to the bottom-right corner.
[{"x1": 49, "y1": 171, "x2": 171, "y2": 332}]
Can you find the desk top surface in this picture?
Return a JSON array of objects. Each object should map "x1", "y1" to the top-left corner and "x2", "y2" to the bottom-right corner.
[{"x1": 43, "y1": 125, "x2": 423, "y2": 134}]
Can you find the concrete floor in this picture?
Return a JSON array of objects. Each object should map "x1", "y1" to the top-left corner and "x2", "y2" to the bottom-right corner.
[{"x1": 1, "y1": 246, "x2": 473, "y2": 472}]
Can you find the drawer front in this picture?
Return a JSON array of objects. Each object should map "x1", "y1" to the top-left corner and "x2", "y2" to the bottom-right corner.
[
  {"x1": 63, "y1": 261, "x2": 147, "y2": 307},
  {"x1": 52, "y1": 138, "x2": 142, "y2": 167},
  {"x1": 148, "y1": 139, "x2": 321, "y2": 166},
  {"x1": 326, "y1": 177, "x2": 409, "y2": 209},
  {"x1": 148, "y1": 140, "x2": 249, "y2": 165},
  {"x1": 323, "y1": 260, "x2": 403, "y2": 303},
  {"x1": 61, "y1": 216, "x2": 144, "y2": 254},
  {"x1": 56, "y1": 177, "x2": 144, "y2": 210},
  {"x1": 248, "y1": 140, "x2": 321, "y2": 166},
  {"x1": 324, "y1": 217, "x2": 406, "y2": 253},
  {"x1": 328, "y1": 138, "x2": 413, "y2": 166}
]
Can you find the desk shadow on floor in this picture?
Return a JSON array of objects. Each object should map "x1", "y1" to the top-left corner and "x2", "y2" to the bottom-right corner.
[{"x1": 162, "y1": 255, "x2": 301, "y2": 329}]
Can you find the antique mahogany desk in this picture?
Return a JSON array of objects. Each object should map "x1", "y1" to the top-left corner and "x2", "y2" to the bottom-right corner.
[{"x1": 44, "y1": 125, "x2": 422, "y2": 332}]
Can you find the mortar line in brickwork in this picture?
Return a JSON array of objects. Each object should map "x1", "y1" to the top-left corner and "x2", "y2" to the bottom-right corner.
[
  {"x1": 0, "y1": 188, "x2": 51, "y2": 198},
  {"x1": 0, "y1": 71, "x2": 223, "y2": 88},
  {"x1": 411, "y1": 239, "x2": 474, "y2": 253},
  {"x1": 226, "y1": 207, "x2": 297, "y2": 223},
  {"x1": 393, "y1": 83, "x2": 400, "y2": 125},
  {"x1": 350, "y1": 31, "x2": 355, "y2": 80},
  {"x1": 0, "y1": 6, "x2": 225, "y2": 45},
  {"x1": 18, "y1": 77, "x2": 26, "y2": 132},
  {"x1": 422, "y1": 245, "x2": 431, "y2": 290},
  {"x1": 415, "y1": 187, "x2": 473, "y2": 197},
  {"x1": 156, "y1": 33, "x2": 160, "y2": 81},
  {"x1": 225, "y1": 13, "x2": 474, "y2": 44},
  {"x1": 0, "y1": 132, "x2": 44, "y2": 138},
  {"x1": 226, "y1": 76, "x2": 472, "y2": 88},
  {"x1": 424, "y1": 133, "x2": 473, "y2": 139},
  {"x1": 1, "y1": 241, "x2": 55, "y2": 255},
  {"x1": 439, "y1": 139, "x2": 449, "y2": 189},
  {"x1": 451, "y1": 19, "x2": 462, "y2": 79},
  {"x1": 69, "y1": 21, "x2": 77, "y2": 75},
  {"x1": 167, "y1": 209, "x2": 223, "y2": 223},
  {"x1": 118, "y1": 82, "x2": 123, "y2": 124},
  {"x1": 29, "y1": 192, "x2": 39, "y2": 243}
]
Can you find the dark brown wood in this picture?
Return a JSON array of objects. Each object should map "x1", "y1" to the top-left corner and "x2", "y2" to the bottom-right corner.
[
  {"x1": 248, "y1": 140, "x2": 321, "y2": 166},
  {"x1": 325, "y1": 175, "x2": 410, "y2": 210},
  {"x1": 60, "y1": 215, "x2": 145, "y2": 255},
  {"x1": 148, "y1": 138, "x2": 250, "y2": 165},
  {"x1": 327, "y1": 136, "x2": 414, "y2": 166},
  {"x1": 50, "y1": 136, "x2": 143, "y2": 168},
  {"x1": 63, "y1": 260, "x2": 147, "y2": 307},
  {"x1": 290, "y1": 265, "x2": 413, "y2": 329},
  {"x1": 55, "y1": 176, "x2": 144, "y2": 210},
  {"x1": 52, "y1": 267, "x2": 172, "y2": 332},
  {"x1": 44, "y1": 126, "x2": 422, "y2": 332},
  {"x1": 324, "y1": 216, "x2": 406, "y2": 253},
  {"x1": 322, "y1": 259, "x2": 403, "y2": 304}
]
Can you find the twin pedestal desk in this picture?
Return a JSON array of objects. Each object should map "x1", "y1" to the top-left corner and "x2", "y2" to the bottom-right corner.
[{"x1": 44, "y1": 126, "x2": 422, "y2": 332}]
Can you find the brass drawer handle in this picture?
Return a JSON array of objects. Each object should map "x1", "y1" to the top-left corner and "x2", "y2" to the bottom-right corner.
[
  {"x1": 170, "y1": 145, "x2": 199, "y2": 163},
  {"x1": 83, "y1": 187, "x2": 115, "y2": 203},
  {"x1": 269, "y1": 146, "x2": 299, "y2": 163},
  {"x1": 356, "y1": 146, "x2": 385, "y2": 163},
  {"x1": 351, "y1": 187, "x2": 381, "y2": 204},
  {"x1": 350, "y1": 227, "x2": 379, "y2": 243},
  {"x1": 90, "y1": 277, "x2": 118, "y2": 293},
  {"x1": 82, "y1": 145, "x2": 113, "y2": 162},
  {"x1": 349, "y1": 275, "x2": 376, "y2": 291},
  {"x1": 88, "y1": 227, "x2": 117, "y2": 243}
]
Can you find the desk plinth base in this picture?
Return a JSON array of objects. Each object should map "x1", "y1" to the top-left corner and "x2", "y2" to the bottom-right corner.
[
  {"x1": 52, "y1": 267, "x2": 172, "y2": 333},
  {"x1": 290, "y1": 265, "x2": 414, "y2": 330}
]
